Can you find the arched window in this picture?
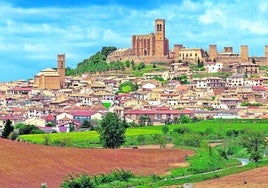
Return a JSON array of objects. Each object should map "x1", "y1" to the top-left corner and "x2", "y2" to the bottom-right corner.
[{"x1": 157, "y1": 24, "x2": 162, "y2": 31}]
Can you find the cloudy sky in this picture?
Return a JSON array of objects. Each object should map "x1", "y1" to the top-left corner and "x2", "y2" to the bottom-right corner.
[{"x1": 1, "y1": 0, "x2": 268, "y2": 81}]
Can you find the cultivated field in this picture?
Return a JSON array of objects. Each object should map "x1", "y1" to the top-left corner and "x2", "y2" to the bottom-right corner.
[
  {"x1": 0, "y1": 138, "x2": 193, "y2": 188},
  {"x1": 194, "y1": 166, "x2": 268, "y2": 188}
]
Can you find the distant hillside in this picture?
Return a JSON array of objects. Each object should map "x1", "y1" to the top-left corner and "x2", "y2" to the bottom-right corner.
[
  {"x1": 66, "y1": 46, "x2": 169, "y2": 77},
  {"x1": 66, "y1": 46, "x2": 117, "y2": 76}
]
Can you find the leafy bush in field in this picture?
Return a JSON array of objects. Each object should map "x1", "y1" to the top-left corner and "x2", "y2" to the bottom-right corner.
[
  {"x1": 226, "y1": 129, "x2": 240, "y2": 138},
  {"x1": 173, "y1": 126, "x2": 191, "y2": 134},
  {"x1": 53, "y1": 137, "x2": 73, "y2": 147},
  {"x1": 61, "y1": 173, "x2": 94, "y2": 188},
  {"x1": 152, "y1": 134, "x2": 167, "y2": 148},
  {"x1": 18, "y1": 124, "x2": 44, "y2": 135},
  {"x1": 61, "y1": 169, "x2": 135, "y2": 187},
  {"x1": 187, "y1": 148, "x2": 226, "y2": 174},
  {"x1": 182, "y1": 134, "x2": 203, "y2": 147},
  {"x1": 136, "y1": 135, "x2": 146, "y2": 145}
]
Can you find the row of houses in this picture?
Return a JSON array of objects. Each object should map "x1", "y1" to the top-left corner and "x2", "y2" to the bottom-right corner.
[{"x1": 0, "y1": 60, "x2": 267, "y2": 132}]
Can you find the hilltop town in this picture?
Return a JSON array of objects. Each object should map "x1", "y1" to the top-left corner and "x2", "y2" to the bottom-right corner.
[{"x1": 1, "y1": 18, "x2": 268, "y2": 133}]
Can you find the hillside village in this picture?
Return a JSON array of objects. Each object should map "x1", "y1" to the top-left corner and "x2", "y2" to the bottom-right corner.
[{"x1": 1, "y1": 18, "x2": 268, "y2": 133}]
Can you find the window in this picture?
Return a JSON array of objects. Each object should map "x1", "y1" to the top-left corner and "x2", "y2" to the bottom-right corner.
[{"x1": 157, "y1": 24, "x2": 162, "y2": 31}]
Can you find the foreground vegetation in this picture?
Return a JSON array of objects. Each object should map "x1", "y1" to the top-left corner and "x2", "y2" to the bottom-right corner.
[
  {"x1": 18, "y1": 118, "x2": 268, "y2": 187},
  {"x1": 61, "y1": 158, "x2": 268, "y2": 188}
]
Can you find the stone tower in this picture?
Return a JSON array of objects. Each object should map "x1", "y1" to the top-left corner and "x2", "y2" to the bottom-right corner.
[
  {"x1": 155, "y1": 19, "x2": 165, "y2": 56},
  {"x1": 57, "y1": 54, "x2": 65, "y2": 89},
  {"x1": 209, "y1": 45, "x2": 218, "y2": 61},
  {"x1": 240, "y1": 45, "x2": 248, "y2": 62},
  {"x1": 265, "y1": 45, "x2": 268, "y2": 61},
  {"x1": 173, "y1": 44, "x2": 184, "y2": 60}
]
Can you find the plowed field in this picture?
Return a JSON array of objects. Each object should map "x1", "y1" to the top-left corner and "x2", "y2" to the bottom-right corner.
[
  {"x1": 0, "y1": 138, "x2": 193, "y2": 188},
  {"x1": 194, "y1": 166, "x2": 268, "y2": 188}
]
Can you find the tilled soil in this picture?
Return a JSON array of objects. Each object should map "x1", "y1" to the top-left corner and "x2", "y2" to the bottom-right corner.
[{"x1": 0, "y1": 138, "x2": 193, "y2": 188}]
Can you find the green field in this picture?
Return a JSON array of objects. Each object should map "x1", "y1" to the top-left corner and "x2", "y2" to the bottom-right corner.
[{"x1": 18, "y1": 119, "x2": 268, "y2": 147}]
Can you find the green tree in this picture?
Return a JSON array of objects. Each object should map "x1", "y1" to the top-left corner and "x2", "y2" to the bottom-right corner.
[
  {"x1": 101, "y1": 46, "x2": 117, "y2": 58},
  {"x1": 131, "y1": 60, "x2": 135, "y2": 70},
  {"x1": 179, "y1": 115, "x2": 191, "y2": 124},
  {"x1": 2, "y1": 119, "x2": 14, "y2": 139},
  {"x1": 153, "y1": 76, "x2": 165, "y2": 82},
  {"x1": 119, "y1": 81, "x2": 138, "y2": 93},
  {"x1": 162, "y1": 126, "x2": 169, "y2": 135},
  {"x1": 75, "y1": 47, "x2": 115, "y2": 74},
  {"x1": 125, "y1": 60, "x2": 130, "y2": 68},
  {"x1": 65, "y1": 67, "x2": 75, "y2": 76},
  {"x1": 137, "y1": 62, "x2": 145, "y2": 70},
  {"x1": 81, "y1": 120, "x2": 91, "y2": 128},
  {"x1": 18, "y1": 124, "x2": 44, "y2": 135},
  {"x1": 173, "y1": 75, "x2": 189, "y2": 84},
  {"x1": 138, "y1": 115, "x2": 152, "y2": 126},
  {"x1": 197, "y1": 57, "x2": 204, "y2": 68},
  {"x1": 98, "y1": 113, "x2": 126, "y2": 148},
  {"x1": 137, "y1": 135, "x2": 146, "y2": 145},
  {"x1": 239, "y1": 130, "x2": 266, "y2": 164}
]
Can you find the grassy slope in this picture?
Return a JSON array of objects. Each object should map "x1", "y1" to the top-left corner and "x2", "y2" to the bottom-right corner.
[{"x1": 19, "y1": 119, "x2": 268, "y2": 146}]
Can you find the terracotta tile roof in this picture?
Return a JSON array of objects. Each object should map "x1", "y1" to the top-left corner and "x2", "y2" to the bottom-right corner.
[
  {"x1": 252, "y1": 86, "x2": 265, "y2": 91},
  {"x1": 69, "y1": 110, "x2": 96, "y2": 117},
  {"x1": 125, "y1": 109, "x2": 193, "y2": 115},
  {"x1": 7, "y1": 87, "x2": 32, "y2": 91}
]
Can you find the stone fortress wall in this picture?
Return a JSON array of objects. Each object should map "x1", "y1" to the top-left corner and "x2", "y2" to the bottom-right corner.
[{"x1": 107, "y1": 18, "x2": 268, "y2": 65}]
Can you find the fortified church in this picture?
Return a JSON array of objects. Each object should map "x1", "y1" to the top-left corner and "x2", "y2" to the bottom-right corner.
[{"x1": 107, "y1": 18, "x2": 268, "y2": 66}]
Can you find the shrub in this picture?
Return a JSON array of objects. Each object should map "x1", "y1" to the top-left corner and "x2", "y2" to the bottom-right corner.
[
  {"x1": 173, "y1": 126, "x2": 191, "y2": 134},
  {"x1": 8, "y1": 131, "x2": 18, "y2": 140},
  {"x1": 182, "y1": 134, "x2": 202, "y2": 147},
  {"x1": 162, "y1": 126, "x2": 169, "y2": 135},
  {"x1": 61, "y1": 173, "x2": 94, "y2": 188},
  {"x1": 188, "y1": 148, "x2": 225, "y2": 174},
  {"x1": 61, "y1": 169, "x2": 135, "y2": 187},
  {"x1": 43, "y1": 135, "x2": 50, "y2": 146},
  {"x1": 18, "y1": 124, "x2": 44, "y2": 135},
  {"x1": 226, "y1": 129, "x2": 240, "y2": 138},
  {"x1": 30, "y1": 129, "x2": 45, "y2": 134},
  {"x1": 136, "y1": 135, "x2": 146, "y2": 145}
]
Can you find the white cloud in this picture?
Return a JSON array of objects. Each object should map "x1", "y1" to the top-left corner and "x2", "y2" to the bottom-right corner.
[
  {"x1": 0, "y1": 0, "x2": 268, "y2": 81},
  {"x1": 240, "y1": 20, "x2": 268, "y2": 35},
  {"x1": 199, "y1": 9, "x2": 225, "y2": 25}
]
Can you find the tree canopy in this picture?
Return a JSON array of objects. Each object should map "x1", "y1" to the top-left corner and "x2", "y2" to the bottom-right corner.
[
  {"x1": 118, "y1": 81, "x2": 138, "y2": 93},
  {"x1": 98, "y1": 112, "x2": 126, "y2": 148},
  {"x1": 68, "y1": 46, "x2": 118, "y2": 75},
  {"x1": 239, "y1": 129, "x2": 266, "y2": 163}
]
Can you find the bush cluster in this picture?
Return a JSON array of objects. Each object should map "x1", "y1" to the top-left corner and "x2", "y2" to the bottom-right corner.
[{"x1": 61, "y1": 169, "x2": 135, "y2": 188}]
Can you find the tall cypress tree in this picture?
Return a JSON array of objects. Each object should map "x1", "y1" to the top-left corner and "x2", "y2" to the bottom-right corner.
[{"x1": 2, "y1": 119, "x2": 14, "y2": 139}]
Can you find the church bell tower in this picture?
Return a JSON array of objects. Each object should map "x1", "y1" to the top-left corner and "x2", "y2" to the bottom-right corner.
[
  {"x1": 155, "y1": 19, "x2": 165, "y2": 56},
  {"x1": 57, "y1": 54, "x2": 65, "y2": 89}
]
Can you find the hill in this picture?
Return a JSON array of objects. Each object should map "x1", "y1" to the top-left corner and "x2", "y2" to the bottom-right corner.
[{"x1": 66, "y1": 46, "x2": 169, "y2": 77}]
